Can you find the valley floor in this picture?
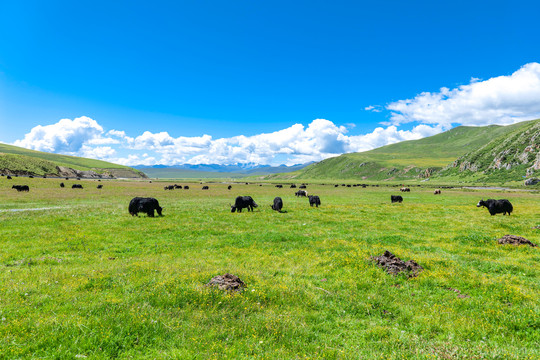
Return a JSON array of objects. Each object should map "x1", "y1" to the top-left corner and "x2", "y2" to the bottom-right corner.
[{"x1": 0, "y1": 178, "x2": 538, "y2": 359}]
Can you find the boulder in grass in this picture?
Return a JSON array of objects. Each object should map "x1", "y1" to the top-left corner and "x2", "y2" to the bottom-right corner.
[
  {"x1": 497, "y1": 235, "x2": 537, "y2": 247},
  {"x1": 206, "y1": 273, "x2": 246, "y2": 292},
  {"x1": 372, "y1": 250, "x2": 423, "y2": 277}
]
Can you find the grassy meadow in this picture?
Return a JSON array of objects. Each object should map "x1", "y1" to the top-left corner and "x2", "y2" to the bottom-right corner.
[{"x1": 0, "y1": 177, "x2": 538, "y2": 359}]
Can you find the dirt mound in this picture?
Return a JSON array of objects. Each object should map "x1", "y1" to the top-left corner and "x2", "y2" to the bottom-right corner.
[
  {"x1": 372, "y1": 250, "x2": 423, "y2": 277},
  {"x1": 205, "y1": 273, "x2": 246, "y2": 292},
  {"x1": 497, "y1": 235, "x2": 537, "y2": 247}
]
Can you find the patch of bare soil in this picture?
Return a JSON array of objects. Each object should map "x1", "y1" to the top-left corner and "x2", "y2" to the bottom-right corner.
[
  {"x1": 205, "y1": 273, "x2": 246, "y2": 292},
  {"x1": 497, "y1": 234, "x2": 537, "y2": 247},
  {"x1": 371, "y1": 250, "x2": 423, "y2": 277}
]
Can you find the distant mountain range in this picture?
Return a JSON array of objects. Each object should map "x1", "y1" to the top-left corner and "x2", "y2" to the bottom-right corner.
[{"x1": 134, "y1": 163, "x2": 314, "y2": 178}]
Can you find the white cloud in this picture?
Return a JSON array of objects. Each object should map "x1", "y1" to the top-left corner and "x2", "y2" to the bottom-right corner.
[
  {"x1": 365, "y1": 105, "x2": 383, "y2": 113},
  {"x1": 346, "y1": 124, "x2": 444, "y2": 152},
  {"x1": 14, "y1": 116, "x2": 103, "y2": 153},
  {"x1": 387, "y1": 62, "x2": 540, "y2": 127},
  {"x1": 80, "y1": 145, "x2": 116, "y2": 159}
]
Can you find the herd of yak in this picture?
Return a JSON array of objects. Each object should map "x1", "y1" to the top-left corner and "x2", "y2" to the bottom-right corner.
[
  {"x1": 3, "y1": 175, "x2": 514, "y2": 218},
  {"x1": 128, "y1": 183, "x2": 513, "y2": 218}
]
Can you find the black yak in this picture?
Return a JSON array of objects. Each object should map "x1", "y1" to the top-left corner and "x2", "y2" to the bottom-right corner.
[
  {"x1": 60, "y1": 182, "x2": 65, "y2": 188},
  {"x1": 228, "y1": 185, "x2": 232, "y2": 190},
  {"x1": 476, "y1": 199, "x2": 513, "y2": 216},
  {"x1": 72, "y1": 184, "x2": 83, "y2": 189},
  {"x1": 231, "y1": 196, "x2": 258, "y2": 213},
  {"x1": 12, "y1": 185, "x2": 29, "y2": 192},
  {"x1": 184, "y1": 185, "x2": 189, "y2": 190},
  {"x1": 271, "y1": 197, "x2": 283, "y2": 212},
  {"x1": 295, "y1": 190, "x2": 308, "y2": 197},
  {"x1": 391, "y1": 195, "x2": 403, "y2": 203},
  {"x1": 97, "y1": 184, "x2": 103, "y2": 189},
  {"x1": 434, "y1": 189, "x2": 441, "y2": 195},
  {"x1": 308, "y1": 195, "x2": 321, "y2": 207},
  {"x1": 202, "y1": 186, "x2": 209, "y2": 190},
  {"x1": 129, "y1": 197, "x2": 163, "y2": 217}
]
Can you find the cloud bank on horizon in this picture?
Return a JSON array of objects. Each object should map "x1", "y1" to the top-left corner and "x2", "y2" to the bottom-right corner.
[{"x1": 13, "y1": 63, "x2": 540, "y2": 166}]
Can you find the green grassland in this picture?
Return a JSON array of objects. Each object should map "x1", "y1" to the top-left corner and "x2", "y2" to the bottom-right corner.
[{"x1": 0, "y1": 178, "x2": 538, "y2": 359}]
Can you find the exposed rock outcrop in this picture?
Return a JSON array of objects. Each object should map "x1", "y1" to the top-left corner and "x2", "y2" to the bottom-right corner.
[
  {"x1": 524, "y1": 177, "x2": 539, "y2": 186},
  {"x1": 56, "y1": 166, "x2": 107, "y2": 179}
]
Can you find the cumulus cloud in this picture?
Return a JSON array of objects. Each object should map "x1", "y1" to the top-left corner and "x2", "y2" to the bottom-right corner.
[
  {"x1": 387, "y1": 62, "x2": 540, "y2": 126},
  {"x1": 14, "y1": 116, "x2": 104, "y2": 153},
  {"x1": 5, "y1": 116, "x2": 455, "y2": 166}
]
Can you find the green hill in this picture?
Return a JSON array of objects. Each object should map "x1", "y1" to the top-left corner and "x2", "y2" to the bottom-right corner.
[
  {"x1": 0, "y1": 143, "x2": 146, "y2": 178},
  {"x1": 436, "y1": 119, "x2": 540, "y2": 183},
  {"x1": 265, "y1": 119, "x2": 539, "y2": 183}
]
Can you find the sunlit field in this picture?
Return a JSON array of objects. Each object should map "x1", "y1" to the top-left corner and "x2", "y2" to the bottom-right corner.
[{"x1": 0, "y1": 177, "x2": 538, "y2": 359}]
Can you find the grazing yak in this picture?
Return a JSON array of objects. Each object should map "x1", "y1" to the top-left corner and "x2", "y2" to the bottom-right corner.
[
  {"x1": 295, "y1": 190, "x2": 308, "y2": 197},
  {"x1": 400, "y1": 187, "x2": 410, "y2": 192},
  {"x1": 72, "y1": 184, "x2": 83, "y2": 189},
  {"x1": 202, "y1": 186, "x2": 209, "y2": 190},
  {"x1": 228, "y1": 185, "x2": 232, "y2": 190},
  {"x1": 60, "y1": 182, "x2": 65, "y2": 188},
  {"x1": 290, "y1": 184, "x2": 297, "y2": 188},
  {"x1": 7, "y1": 175, "x2": 12, "y2": 179},
  {"x1": 391, "y1": 195, "x2": 403, "y2": 203},
  {"x1": 308, "y1": 195, "x2": 321, "y2": 207},
  {"x1": 477, "y1": 199, "x2": 513, "y2": 216},
  {"x1": 231, "y1": 196, "x2": 258, "y2": 213},
  {"x1": 164, "y1": 185, "x2": 175, "y2": 190},
  {"x1": 97, "y1": 185, "x2": 103, "y2": 189},
  {"x1": 184, "y1": 185, "x2": 189, "y2": 190},
  {"x1": 271, "y1": 197, "x2": 283, "y2": 212},
  {"x1": 129, "y1": 197, "x2": 163, "y2": 217},
  {"x1": 434, "y1": 189, "x2": 441, "y2": 195},
  {"x1": 275, "y1": 184, "x2": 283, "y2": 188},
  {"x1": 12, "y1": 185, "x2": 29, "y2": 192},
  {"x1": 299, "y1": 185, "x2": 307, "y2": 189}
]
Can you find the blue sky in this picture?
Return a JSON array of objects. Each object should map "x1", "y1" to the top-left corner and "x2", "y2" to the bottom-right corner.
[{"x1": 1, "y1": 1, "x2": 540, "y2": 166}]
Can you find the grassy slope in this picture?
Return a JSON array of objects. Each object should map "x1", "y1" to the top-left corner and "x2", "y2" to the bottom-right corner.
[
  {"x1": 0, "y1": 143, "x2": 146, "y2": 177},
  {"x1": 271, "y1": 120, "x2": 538, "y2": 181},
  {"x1": 436, "y1": 119, "x2": 540, "y2": 183}
]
